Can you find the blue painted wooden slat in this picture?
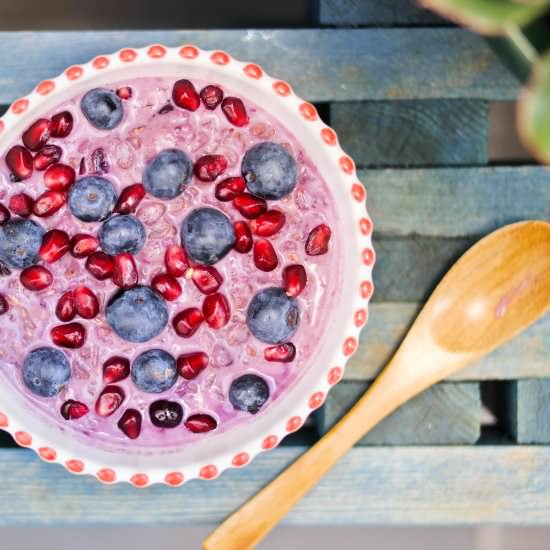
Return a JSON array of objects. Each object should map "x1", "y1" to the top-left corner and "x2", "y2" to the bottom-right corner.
[
  {"x1": 1, "y1": 446, "x2": 550, "y2": 525},
  {"x1": 0, "y1": 30, "x2": 518, "y2": 103}
]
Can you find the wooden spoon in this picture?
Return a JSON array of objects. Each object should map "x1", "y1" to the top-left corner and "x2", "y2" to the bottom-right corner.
[{"x1": 203, "y1": 220, "x2": 550, "y2": 550}]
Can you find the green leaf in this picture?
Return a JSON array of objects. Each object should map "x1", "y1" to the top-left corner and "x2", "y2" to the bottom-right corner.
[
  {"x1": 419, "y1": 0, "x2": 550, "y2": 35},
  {"x1": 518, "y1": 52, "x2": 550, "y2": 164}
]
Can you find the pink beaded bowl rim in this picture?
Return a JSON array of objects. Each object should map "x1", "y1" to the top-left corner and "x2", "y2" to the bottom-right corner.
[{"x1": 0, "y1": 44, "x2": 374, "y2": 487}]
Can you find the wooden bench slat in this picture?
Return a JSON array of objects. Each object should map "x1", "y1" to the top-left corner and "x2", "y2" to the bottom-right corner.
[
  {"x1": 1, "y1": 445, "x2": 550, "y2": 525},
  {"x1": 333, "y1": 100, "x2": 489, "y2": 166},
  {"x1": 0, "y1": 29, "x2": 518, "y2": 104}
]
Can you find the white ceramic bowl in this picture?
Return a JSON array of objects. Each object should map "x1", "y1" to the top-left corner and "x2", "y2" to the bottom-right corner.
[{"x1": 0, "y1": 44, "x2": 375, "y2": 487}]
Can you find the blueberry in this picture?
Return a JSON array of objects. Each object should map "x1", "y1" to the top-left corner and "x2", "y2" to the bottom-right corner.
[
  {"x1": 241, "y1": 142, "x2": 297, "y2": 200},
  {"x1": 229, "y1": 374, "x2": 269, "y2": 414},
  {"x1": 131, "y1": 349, "x2": 177, "y2": 393},
  {"x1": 143, "y1": 149, "x2": 193, "y2": 199},
  {"x1": 149, "y1": 399, "x2": 183, "y2": 428},
  {"x1": 99, "y1": 215, "x2": 146, "y2": 255},
  {"x1": 22, "y1": 347, "x2": 71, "y2": 398},
  {"x1": 81, "y1": 88, "x2": 123, "y2": 130},
  {"x1": 106, "y1": 286, "x2": 168, "y2": 343},
  {"x1": 0, "y1": 218, "x2": 45, "y2": 269},
  {"x1": 181, "y1": 207, "x2": 235, "y2": 265},
  {"x1": 246, "y1": 287, "x2": 300, "y2": 344},
  {"x1": 68, "y1": 176, "x2": 117, "y2": 222}
]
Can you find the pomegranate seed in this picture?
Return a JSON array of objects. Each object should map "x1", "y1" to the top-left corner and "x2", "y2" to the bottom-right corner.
[
  {"x1": 165, "y1": 245, "x2": 189, "y2": 277},
  {"x1": 0, "y1": 293, "x2": 9, "y2": 315},
  {"x1": 50, "y1": 111, "x2": 73, "y2": 138},
  {"x1": 233, "y1": 193, "x2": 267, "y2": 219},
  {"x1": 22, "y1": 118, "x2": 51, "y2": 152},
  {"x1": 202, "y1": 293, "x2": 230, "y2": 329},
  {"x1": 283, "y1": 264, "x2": 307, "y2": 297},
  {"x1": 56, "y1": 291, "x2": 76, "y2": 322},
  {"x1": 253, "y1": 239, "x2": 278, "y2": 272},
  {"x1": 215, "y1": 176, "x2": 246, "y2": 201},
  {"x1": 0, "y1": 203, "x2": 10, "y2": 225},
  {"x1": 20, "y1": 265, "x2": 52, "y2": 291},
  {"x1": 116, "y1": 86, "x2": 132, "y2": 100},
  {"x1": 172, "y1": 79, "x2": 200, "y2": 111},
  {"x1": 173, "y1": 307, "x2": 203, "y2": 337},
  {"x1": 191, "y1": 265, "x2": 223, "y2": 295},
  {"x1": 44, "y1": 163, "x2": 76, "y2": 191},
  {"x1": 86, "y1": 252, "x2": 115, "y2": 280},
  {"x1": 176, "y1": 351, "x2": 209, "y2": 380},
  {"x1": 115, "y1": 183, "x2": 145, "y2": 214},
  {"x1": 95, "y1": 385, "x2": 125, "y2": 417},
  {"x1": 264, "y1": 342, "x2": 296, "y2": 362},
  {"x1": 118, "y1": 409, "x2": 141, "y2": 439},
  {"x1": 9, "y1": 193, "x2": 34, "y2": 217},
  {"x1": 193, "y1": 154, "x2": 228, "y2": 182},
  {"x1": 158, "y1": 103, "x2": 174, "y2": 115},
  {"x1": 61, "y1": 400, "x2": 89, "y2": 420},
  {"x1": 6, "y1": 145, "x2": 33, "y2": 180},
  {"x1": 185, "y1": 413, "x2": 218, "y2": 433},
  {"x1": 305, "y1": 224, "x2": 332, "y2": 256},
  {"x1": 233, "y1": 220, "x2": 253, "y2": 253},
  {"x1": 34, "y1": 144, "x2": 62, "y2": 171},
  {"x1": 251, "y1": 210, "x2": 286, "y2": 237},
  {"x1": 103, "y1": 356, "x2": 130, "y2": 384},
  {"x1": 33, "y1": 190, "x2": 66, "y2": 217},
  {"x1": 200, "y1": 85, "x2": 224, "y2": 109},
  {"x1": 91, "y1": 147, "x2": 109, "y2": 174},
  {"x1": 221, "y1": 97, "x2": 248, "y2": 127},
  {"x1": 113, "y1": 253, "x2": 138, "y2": 289},
  {"x1": 74, "y1": 286, "x2": 100, "y2": 319},
  {"x1": 70, "y1": 234, "x2": 99, "y2": 258},
  {"x1": 51, "y1": 322, "x2": 86, "y2": 348},
  {"x1": 79, "y1": 157, "x2": 87, "y2": 175},
  {"x1": 151, "y1": 273, "x2": 182, "y2": 301},
  {"x1": 38, "y1": 229, "x2": 69, "y2": 263}
]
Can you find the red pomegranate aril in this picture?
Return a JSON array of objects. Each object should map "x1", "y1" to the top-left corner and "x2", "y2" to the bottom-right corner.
[
  {"x1": 44, "y1": 163, "x2": 75, "y2": 191},
  {"x1": 177, "y1": 351, "x2": 209, "y2": 380},
  {"x1": 50, "y1": 111, "x2": 73, "y2": 138},
  {"x1": 8, "y1": 193, "x2": 34, "y2": 217},
  {"x1": 233, "y1": 220, "x2": 253, "y2": 253},
  {"x1": 103, "y1": 356, "x2": 130, "y2": 384},
  {"x1": 22, "y1": 118, "x2": 51, "y2": 152},
  {"x1": 6, "y1": 145, "x2": 33, "y2": 180},
  {"x1": 33, "y1": 190, "x2": 66, "y2": 217},
  {"x1": 51, "y1": 322, "x2": 86, "y2": 348},
  {"x1": 113, "y1": 253, "x2": 138, "y2": 289},
  {"x1": 34, "y1": 145, "x2": 62, "y2": 171},
  {"x1": 202, "y1": 292, "x2": 230, "y2": 329},
  {"x1": 283, "y1": 264, "x2": 307, "y2": 297},
  {"x1": 200, "y1": 85, "x2": 224, "y2": 109},
  {"x1": 0, "y1": 203, "x2": 10, "y2": 225},
  {"x1": 193, "y1": 154, "x2": 228, "y2": 182},
  {"x1": 191, "y1": 265, "x2": 223, "y2": 295},
  {"x1": 20, "y1": 265, "x2": 53, "y2": 291},
  {"x1": 38, "y1": 229, "x2": 69, "y2": 263},
  {"x1": 70, "y1": 234, "x2": 99, "y2": 258},
  {"x1": 115, "y1": 183, "x2": 145, "y2": 214},
  {"x1": 61, "y1": 400, "x2": 89, "y2": 420},
  {"x1": 165, "y1": 245, "x2": 189, "y2": 277},
  {"x1": 74, "y1": 286, "x2": 100, "y2": 319},
  {"x1": 116, "y1": 86, "x2": 132, "y2": 100},
  {"x1": 215, "y1": 176, "x2": 246, "y2": 201},
  {"x1": 233, "y1": 193, "x2": 267, "y2": 219},
  {"x1": 221, "y1": 97, "x2": 249, "y2": 127},
  {"x1": 185, "y1": 413, "x2": 218, "y2": 433},
  {"x1": 173, "y1": 307, "x2": 203, "y2": 338},
  {"x1": 172, "y1": 79, "x2": 200, "y2": 111},
  {"x1": 0, "y1": 294, "x2": 9, "y2": 315},
  {"x1": 151, "y1": 273, "x2": 182, "y2": 301},
  {"x1": 91, "y1": 147, "x2": 109, "y2": 174},
  {"x1": 251, "y1": 210, "x2": 286, "y2": 237},
  {"x1": 264, "y1": 342, "x2": 296, "y2": 362},
  {"x1": 305, "y1": 224, "x2": 332, "y2": 256},
  {"x1": 96, "y1": 385, "x2": 125, "y2": 417},
  {"x1": 253, "y1": 239, "x2": 278, "y2": 272},
  {"x1": 86, "y1": 252, "x2": 115, "y2": 280},
  {"x1": 56, "y1": 291, "x2": 76, "y2": 322},
  {"x1": 118, "y1": 409, "x2": 142, "y2": 439}
]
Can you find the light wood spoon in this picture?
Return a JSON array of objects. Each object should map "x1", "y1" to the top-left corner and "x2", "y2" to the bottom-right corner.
[{"x1": 203, "y1": 220, "x2": 550, "y2": 550}]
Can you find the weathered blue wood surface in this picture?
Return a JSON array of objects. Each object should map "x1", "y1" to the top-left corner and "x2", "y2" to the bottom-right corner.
[
  {"x1": 346, "y1": 303, "x2": 550, "y2": 381},
  {"x1": 333, "y1": 100, "x2": 489, "y2": 166},
  {"x1": 317, "y1": 381, "x2": 481, "y2": 444},
  {"x1": 0, "y1": 30, "x2": 518, "y2": 103},
  {"x1": 1, "y1": 446, "x2": 550, "y2": 525}
]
